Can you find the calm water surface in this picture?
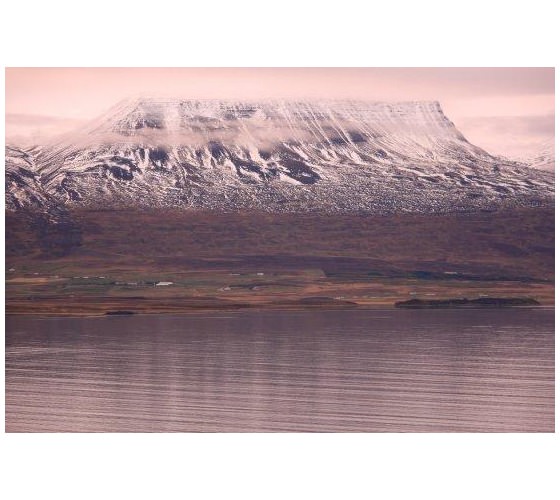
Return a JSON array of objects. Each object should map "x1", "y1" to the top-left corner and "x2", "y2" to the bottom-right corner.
[{"x1": 5, "y1": 309, "x2": 554, "y2": 432}]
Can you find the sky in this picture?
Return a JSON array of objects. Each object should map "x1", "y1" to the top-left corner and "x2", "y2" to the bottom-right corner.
[{"x1": 5, "y1": 67, "x2": 555, "y2": 159}]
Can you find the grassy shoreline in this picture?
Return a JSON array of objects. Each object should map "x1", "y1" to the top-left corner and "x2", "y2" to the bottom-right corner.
[{"x1": 6, "y1": 291, "x2": 553, "y2": 318}]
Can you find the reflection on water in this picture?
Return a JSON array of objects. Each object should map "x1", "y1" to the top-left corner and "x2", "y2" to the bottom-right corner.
[{"x1": 5, "y1": 309, "x2": 554, "y2": 432}]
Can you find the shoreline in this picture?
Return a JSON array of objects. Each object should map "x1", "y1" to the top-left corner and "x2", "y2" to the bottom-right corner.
[{"x1": 6, "y1": 303, "x2": 553, "y2": 319}]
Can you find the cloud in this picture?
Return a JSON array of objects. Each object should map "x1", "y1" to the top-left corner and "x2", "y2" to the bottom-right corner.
[
  {"x1": 5, "y1": 113, "x2": 87, "y2": 143},
  {"x1": 455, "y1": 114, "x2": 554, "y2": 158}
]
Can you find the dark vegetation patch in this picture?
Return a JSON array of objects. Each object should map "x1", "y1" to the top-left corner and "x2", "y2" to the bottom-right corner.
[
  {"x1": 208, "y1": 141, "x2": 228, "y2": 161},
  {"x1": 329, "y1": 136, "x2": 348, "y2": 145},
  {"x1": 59, "y1": 178, "x2": 83, "y2": 200},
  {"x1": 443, "y1": 172, "x2": 469, "y2": 185},
  {"x1": 85, "y1": 160, "x2": 141, "y2": 181},
  {"x1": 492, "y1": 185, "x2": 511, "y2": 194},
  {"x1": 281, "y1": 296, "x2": 358, "y2": 307},
  {"x1": 148, "y1": 147, "x2": 169, "y2": 164},
  {"x1": 374, "y1": 149, "x2": 388, "y2": 159},
  {"x1": 110, "y1": 156, "x2": 137, "y2": 168},
  {"x1": 278, "y1": 157, "x2": 321, "y2": 184},
  {"x1": 421, "y1": 176, "x2": 440, "y2": 183},
  {"x1": 395, "y1": 297, "x2": 540, "y2": 308},
  {"x1": 134, "y1": 116, "x2": 164, "y2": 129},
  {"x1": 16, "y1": 167, "x2": 37, "y2": 179},
  {"x1": 230, "y1": 156, "x2": 272, "y2": 181},
  {"x1": 348, "y1": 131, "x2": 367, "y2": 143},
  {"x1": 109, "y1": 166, "x2": 134, "y2": 181},
  {"x1": 6, "y1": 170, "x2": 36, "y2": 188}
]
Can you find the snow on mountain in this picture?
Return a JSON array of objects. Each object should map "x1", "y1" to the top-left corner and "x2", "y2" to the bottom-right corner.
[
  {"x1": 5, "y1": 145, "x2": 51, "y2": 209},
  {"x1": 518, "y1": 139, "x2": 555, "y2": 172},
  {"x1": 5, "y1": 98, "x2": 555, "y2": 213}
]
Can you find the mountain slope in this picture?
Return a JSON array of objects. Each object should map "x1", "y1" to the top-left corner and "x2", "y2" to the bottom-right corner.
[
  {"x1": 5, "y1": 145, "x2": 51, "y2": 209},
  {"x1": 518, "y1": 139, "x2": 555, "y2": 172},
  {"x1": 5, "y1": 99, "x2": 555, "y2": 213}
]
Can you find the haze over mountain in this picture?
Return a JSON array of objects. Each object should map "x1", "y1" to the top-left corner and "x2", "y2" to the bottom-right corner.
[
  {"x1": 515, "y1": 138, "x2": 555, "y2": 172},
  {"x1": 7, "y1": 68, "x2": 555, "y2": 160},
  {"x1": 5, "y1": 98, "x2": 554, "y2": 214}
]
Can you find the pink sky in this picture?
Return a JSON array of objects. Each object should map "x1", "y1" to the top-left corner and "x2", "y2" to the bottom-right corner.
[{"x1": 5, "y1": 67, "x2": 555, "y2": 158}]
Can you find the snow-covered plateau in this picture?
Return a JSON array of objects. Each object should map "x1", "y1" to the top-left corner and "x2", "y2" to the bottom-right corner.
[{"x1": 5, "y1": 98, "x2": 555, "y2": 213}]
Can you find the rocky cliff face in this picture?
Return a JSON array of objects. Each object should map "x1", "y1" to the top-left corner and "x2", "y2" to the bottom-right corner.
[{"x1": 5, "y1": 99, "x2": 554, "y2": 213}]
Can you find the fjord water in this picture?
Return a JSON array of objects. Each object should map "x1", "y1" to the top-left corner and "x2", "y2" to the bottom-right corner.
[{"x1": 5, "y1": 309, "x2": 554, "y2": 432}]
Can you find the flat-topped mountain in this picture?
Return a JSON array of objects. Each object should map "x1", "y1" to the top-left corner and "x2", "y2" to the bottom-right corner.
[{"x1": 5, "y1": 98, "x2": 554, "y2": 213}]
